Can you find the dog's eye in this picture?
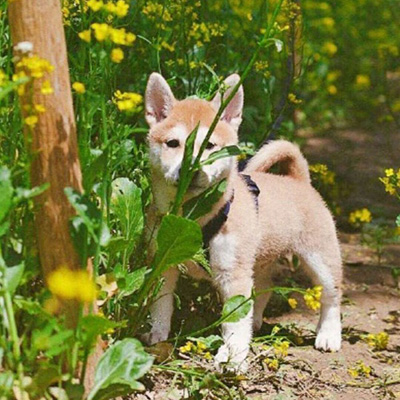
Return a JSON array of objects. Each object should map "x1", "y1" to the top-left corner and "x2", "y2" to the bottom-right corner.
[
  {"x1": 206, "y1": 142, "x2": 216, "y2": 150},
  {"x1": 166, "y1": 139, "x2": 180, "y2": 148}
]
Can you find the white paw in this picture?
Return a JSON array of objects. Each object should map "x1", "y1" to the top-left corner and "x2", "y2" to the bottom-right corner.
[
  {"x1": 315, "y1": 329, "x2": 341, "y2": 352},
  {"x1": 141, "y1": 328, "x2": 168, "y2": 345},
  {"x1": 214, "y1": 344, "x2": 248, "y2": 373}
]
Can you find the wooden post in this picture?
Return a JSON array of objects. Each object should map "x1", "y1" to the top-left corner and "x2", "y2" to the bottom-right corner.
[{"x1": 8, "y1": 0, "x2": 101, "y2": 392}]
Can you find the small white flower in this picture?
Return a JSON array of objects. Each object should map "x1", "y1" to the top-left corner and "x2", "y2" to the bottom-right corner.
[{"x1": 15, "y1": 41, "x2": 33, "y2": 53}]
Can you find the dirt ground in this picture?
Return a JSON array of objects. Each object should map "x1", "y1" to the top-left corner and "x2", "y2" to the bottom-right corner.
[{"x1": 134, "y1": 128, "x2": 400, "y2": 400}]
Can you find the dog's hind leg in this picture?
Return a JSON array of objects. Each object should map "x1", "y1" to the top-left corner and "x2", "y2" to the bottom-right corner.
[
  {"x1": 252, "y1": 263, "x2": 273, "y2": 332},
  {"x1": 141, "y1": 267, "x2": 179, "y2": 345},
  {"x1": 300, "y1": 245, "x2": 342, "y2": 352}
]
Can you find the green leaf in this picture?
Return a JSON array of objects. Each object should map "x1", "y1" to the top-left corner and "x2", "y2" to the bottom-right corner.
[
  {"x1": 81, "y1": 315, "x2": 122, "y2": 349},
  {"x1": 396, "y1": 215, "x2": 400, "y2": 227},
  {"x1": 118, "y1": 267, "x2": 146, "y2": 298},
  {"x1": 200, "y1": 145, "x2": 242, "y2": 167},
  {"x1": 188, "y1": 335, "x2": 223, "y2": 351},
  {"x1": 221, "y1": 295, "x2": 253, "y2": 323},
  {"x1": 14, "y1": 183, "x2": 49, "y2": 203},
  {"x1": 87, "y1": 339, "x2": 153, "y2": 400},
  {"x1": 182, "y1": 179, "x2": 227, "y2": 220},
  {"x1": 110, "y1": 178, "x2": 143, "y2": 257},
  {"x1": 171, "y1": 124, "x2": 199, "y2": 214},
  {"x1": 83, "y1": 151, "x2": 107, "y2": 192},
  {"x1": 0, "y1": 167, "x2": 13, "y2": 223},
  {"x1": 4, "y1": 263, "x2": 25, "y2": 294},
  {"x1": 154, "y1": 215, "x2": 202, "y2": 269}
]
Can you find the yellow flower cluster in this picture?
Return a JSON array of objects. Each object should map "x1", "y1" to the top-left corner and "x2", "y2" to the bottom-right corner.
[
  {"x1": 364, "y1": 331, "x2": 389, "y2": 350},
  {"x1": 309, "y1": 163, "x2": 336, "y2": 185},
  {"x1": 348, "y1": 208, "x2": 372, "y2": 225},
  {"x1": 113, "y1": 90, "x2": 143, "y2": 112},
  {"x1": 188, "y1": 22, "x2": 226, "y2": 47},
  {"x1": 0, "y1": 69, "x2": 8, "y2": 87},
  {"x1": 142, "y1": 1, "x2": 173, "y2": 29},
  {"x1": 179, "y1": 340, "x2": 212, "y2": 360},
  {"x1": 15, "y1": 55, "x2": 54, "y2": 79},
  {"x1": 304, "y1": 286, "x2": 322, "y2": 311},
  {"x1": 89, "y1": 23, "x2": 136, "y2": 45},
  {"x1": 47, "y1": 266, "x2": 97, "y2": 303},
  {"x1": 380, "y1": 168, "x2": 400, "y2": 196},
  {"x1": 254, "y1": 60, "x2": 270, "y2": 78},
  {"x1": 87, "y1": 0, "x2": 129, "y2": 17},
  {"x1": 273, "y1": 341, "x2": 290, "y2": 358},
  {"x1": 288, "y1": 93, "x2": 302, "y2": 105},
  {"x1": 348, "y1": 361, "x2": 372, "y2": 378},
  {"x1": 13, "y1": 54, "x2": 54, "y2": 128},
  {"x1": 111, "y1": 48, "x2": 124, "y2": 63},
  {"x1": 322, "y1": 42, "x2": 338, "y2": 56},
  {"x1": 263, "y1": 357, "x2": 279, "y2": 371}
]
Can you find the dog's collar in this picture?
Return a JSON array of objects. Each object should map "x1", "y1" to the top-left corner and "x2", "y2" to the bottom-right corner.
[{"x1": 202, "y1": 173, "x2": 260, "y2": 250}]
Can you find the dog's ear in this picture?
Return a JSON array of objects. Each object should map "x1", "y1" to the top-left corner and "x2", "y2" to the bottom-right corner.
[
  {"x1": 211, "y1": 74, "x2": 244, "y2": 131},
  {"x1": 145, "y1": 73, "x2": 175, "y2": 127}
]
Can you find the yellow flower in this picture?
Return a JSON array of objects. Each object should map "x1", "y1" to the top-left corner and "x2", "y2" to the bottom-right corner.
[
  {"x1": 72, "y1": 81, "x2": 86, "y2": 94},
  {"x1": 328, "y1": 85, "x2": 338, "y2": 95},
  {"x1": 113, "y1": 90, "x2": 143, "y2": 112},
  {"x1": 111, "y1": 48, "x2": 124, "y2": 63},
  {"x1": 355, "y1": 74, "x2": 371, "y2": 89},
  {"x1": 385, "y1": 168, "x2": 394, "y2": 177},
  {"x1": 348, "y1": 361, "x2": 371, "y2": 378},
  {"x1": 16, "y1": 55, "x2": 54, "y2": 79},
  {"x1": 288, "y1": 93, "x2": 302, "y2": 104},
  {"x1": 114, "y1": 0, "x2": 129, "y2": 17},
  {"x1": 179, "y1": 341, "x2": 196, "y2": 353},
  {"x1": 91, "y1": 23, "x2": 110, "y2": 41},
  {"x1": 0, "y1": 69, "x2": 8, "y2": 86},
  {"x1": 273, "y1": 341, "x2": 290, "y2": 358},
  {"x1": 322, "y1": 42, "x2": 338, "y2": 56},
  {"x1": 34, "y1": 104, "x2": 46, "y2": 113},
  {"x1": 47, "y1": 266, "x2": 97, "y2": 303},
  {"x1": 288, "y1": 298, "x2": 297, "y2": 309},
  {"x1": 264, "y1": 358, "x2": 279, "y2": 371},
  {"x1": 78, "y1": 29, "x2": 91, "y2": 43},
  {"x1": 348, "y1": 208, "x2": 372, "y2": 225},
  {"x1": 304, "y1": 286, "x2": 322, "y2": 311},
  {"x1": 364, "y1": 332, "x2": 389, "y2": 350},
  {"x1": 41, "y1": 80, "x2": 54, "y2": 95},
  {"x1": 24, "y1": 115, "x2": 38, "y2": 127},
  {"x1": 87, "y1": 0, "x2": 104, "y2": 11}
]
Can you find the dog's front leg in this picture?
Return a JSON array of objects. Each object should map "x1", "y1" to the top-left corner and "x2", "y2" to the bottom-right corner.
[
  {"x1": 214, "y1": 268, "x2": 254, "y2": 372},
  {"x1": 142, "y1": 267, "x2": 179, "y2": 345}
]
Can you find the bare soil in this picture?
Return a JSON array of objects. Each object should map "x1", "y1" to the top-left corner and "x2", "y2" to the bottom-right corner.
[{"x1": 133, "y1": 128, "x2": 400, "y2": 400}]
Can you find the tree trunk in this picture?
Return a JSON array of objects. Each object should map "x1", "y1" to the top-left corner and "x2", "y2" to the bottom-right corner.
[{"x1": 8, "y1": 0, "x2": 101, "y2": 392}]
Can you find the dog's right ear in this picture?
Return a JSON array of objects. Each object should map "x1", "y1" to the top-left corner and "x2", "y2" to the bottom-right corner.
[{"x1": 145, "y1": 73, "x2": 175, "y2": 127}]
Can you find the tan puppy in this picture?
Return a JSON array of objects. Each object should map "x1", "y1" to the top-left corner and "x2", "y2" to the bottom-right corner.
[{"x1": 144, "y1": 72, "x2": 342, "y2": 371}]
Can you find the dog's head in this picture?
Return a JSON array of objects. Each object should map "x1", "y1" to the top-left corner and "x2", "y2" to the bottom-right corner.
[{"x1": 145, "y1": 73, "x2": 243, "y2": 194}]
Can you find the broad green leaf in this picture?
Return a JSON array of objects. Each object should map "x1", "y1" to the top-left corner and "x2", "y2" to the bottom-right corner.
[
  {"x1": 110, "y1": 178, "x2": 143, "y2": 257},
  {"x1": 221, "y1": 295, "x2": 253, "y2": 323},
  {"x1": 4, "y1": 263, "x2": 25, "y2": 294},
  {"x1": 118, "y1": 267, "x2": 146, "y2": 298},
  {"x1": 200, "y1": 145, "x2": 242, "y2": 167},
  {"x1": 154, "y1": 215, "x2": 202, "y2": 269},
  {"x1": 0, "y1": 167, "x2": 13, "y2": 223},
  {"x1": 182, "y1": 179, "x2": 227, "y2": 220},
  {"x1": 87, "y1": 339, "x2": 153, "y2": 400}
]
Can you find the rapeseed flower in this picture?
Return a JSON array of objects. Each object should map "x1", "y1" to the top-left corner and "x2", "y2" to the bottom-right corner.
[
  {"x1": 355, "y1": 74, "x2": 371, "y2": 89},
  {"x1": 348, "y1": 208, "x2": 372, "y2": 225},
  {"x1": 364, "y1": 332, "x2": 389, "y2": 350},
  {"x1": 304, "y1": 286, "x2": 322, "y2": 311},
  {"x1": 273, "y1": 341, "x2": 290, "y2": 358},
  {"x1": 288, "y1": 298, "x2": 297, "y2": 309},
  {"x1": 47, "y1": 266, "x2": 97, "y2": 303},
  {"x1": 322, "y1": 42, "x2": 338, "y2": 56},
  {"x1": 78, "y1": 30, "x2": 91, "y2": 43},
  {"x1": 113, "y1": 90, "x2": 143, "y2": 112},
  {"x1": 348, "y1": 361, "x2": 372, "y2": 378},
  {"x1": 41, "y1": 80, "x2": 54, "y2": 95},
  {"x1": 16, "y1": 55, "x2": 54, "y2": 79},
  {"x1": 87, "y1": 0, "x2": 104, "y2": 12},
  {"x1": 111, "y1": 48, "x2": 124, "y2": 63},
  {"x1": 72, "y1": 82, "x2": 86, "y2": 94},
  {"x1": 379, "y1": 168, "x2": 400, "y2": 195},
  {"x1": 24, "y1": 115, "x2": 38, "y2": 128}
]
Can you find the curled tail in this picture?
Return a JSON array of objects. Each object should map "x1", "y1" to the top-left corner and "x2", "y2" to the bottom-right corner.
[{"x1": 244, "y1": 140, "x2": 311, "y2": 183}]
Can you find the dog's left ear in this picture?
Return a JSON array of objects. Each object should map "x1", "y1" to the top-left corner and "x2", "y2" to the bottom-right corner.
[{"x1": 211, "y1": 74, "x2": 244, "y2": 131}]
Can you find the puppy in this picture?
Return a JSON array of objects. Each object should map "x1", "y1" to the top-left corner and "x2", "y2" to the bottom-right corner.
[{"x1": 143, "y1": 72, "x2": 342, "y2": 371}]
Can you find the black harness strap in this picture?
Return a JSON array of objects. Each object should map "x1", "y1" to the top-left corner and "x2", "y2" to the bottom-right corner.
[{"x1": 201, "y1": 173, "x2": 260, "y2": 250}]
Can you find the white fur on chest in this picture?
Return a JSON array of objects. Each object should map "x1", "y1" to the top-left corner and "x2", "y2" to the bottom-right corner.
[{"x1": 210, "y1": 232, "x2": 237, "y2": 271}]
